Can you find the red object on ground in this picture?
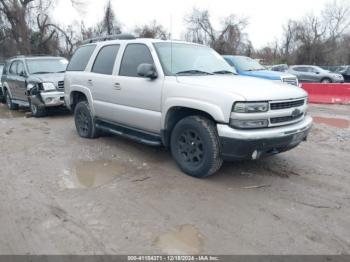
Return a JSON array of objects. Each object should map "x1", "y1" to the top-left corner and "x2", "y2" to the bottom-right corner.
[{"x1": 301, "y1": 83, "x2": 350, "y2": 104}]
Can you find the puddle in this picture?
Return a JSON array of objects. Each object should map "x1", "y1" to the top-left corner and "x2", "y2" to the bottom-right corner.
[
  {"x1": 60, "y1": 160, "x2": 127, "y2": 189},
  {"x1": 313, "y1": 116, "x2": 350, "y2": 129},
  {"x1": 154, "y1": 225, "x2": 204, "y2": 254},
  {"x1": 0, "y1": 104, "x2": 27, "y2": 118}
]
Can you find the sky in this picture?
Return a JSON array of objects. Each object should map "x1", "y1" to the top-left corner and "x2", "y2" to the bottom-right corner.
[{"x1": 54, "y1": 0, "x2": 331, "y2": 48}]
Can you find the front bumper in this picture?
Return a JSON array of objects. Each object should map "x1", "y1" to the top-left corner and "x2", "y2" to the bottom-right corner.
[
  {"x1": 31, "y1": 91, "x2": 65, "y2": 107},
  {"x1": 217, "y1": 116, "x2": 313, "y2": 161}
]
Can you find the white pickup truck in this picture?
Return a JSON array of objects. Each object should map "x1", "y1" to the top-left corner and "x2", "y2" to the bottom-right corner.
[{"x1": 64, "y1": 35, "x2": 312, "y2": 178}]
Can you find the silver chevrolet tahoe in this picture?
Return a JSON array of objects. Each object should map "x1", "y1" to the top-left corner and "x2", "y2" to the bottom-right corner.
[
  {"x1": 64, "y1": 35, "x2": 313, "y2": 178},
  {"x1": 1, "y1": 56, "x2": 68, "y2": 117}
]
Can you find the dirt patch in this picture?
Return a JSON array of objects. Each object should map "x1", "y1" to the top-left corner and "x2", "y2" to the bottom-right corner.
[{"x1": 154, "y1": 225, "x2": 204, "y2": 255}]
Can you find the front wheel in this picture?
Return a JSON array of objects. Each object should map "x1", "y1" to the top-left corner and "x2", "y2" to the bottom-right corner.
[
  {"x1": 170, "y1": 116, "x2": 223, "y2": 178},
  {"x1": 74, "y1": 101, "x2": 99, "y2": 139},
  {"x1": 30, "y1": 102, "x2": 47, "y2": 117}
]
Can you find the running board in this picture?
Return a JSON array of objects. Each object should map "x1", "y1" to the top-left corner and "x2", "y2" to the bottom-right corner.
[{"x1": 96, "y1": 120, "x2": 162, "y2": 146}]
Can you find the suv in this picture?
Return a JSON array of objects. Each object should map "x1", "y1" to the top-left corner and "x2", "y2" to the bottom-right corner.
[
  {"x1": 64, "y1": 35, "x2": 312, "y2": 178},
  {"x1": 1, "y1": 56, "x2": 68, "y2": 117},
  {"x1": 223, "y1": 56, "x2": 299, "y2": 86},
  {"x1": 288, "y1": 65, "x2": 344, "y2": 83}
]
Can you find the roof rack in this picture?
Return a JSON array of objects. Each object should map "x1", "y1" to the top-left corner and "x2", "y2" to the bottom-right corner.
[{"x1": 81, "y1": 34, "x2": 136, "y2": 45}]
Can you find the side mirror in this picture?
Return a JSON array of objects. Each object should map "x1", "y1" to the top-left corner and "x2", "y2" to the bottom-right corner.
[
  {"x1": 137, "y1": 63, "x2": 158, "y2": 79},
  {"x1": 19, "y1": 71, "x2": 26, "y2": 77}
]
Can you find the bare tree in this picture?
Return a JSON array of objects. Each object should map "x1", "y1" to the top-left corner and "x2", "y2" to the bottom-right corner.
[
  {"x1": 134, "y1": 20, "x2": 168, "y2": 39},
  {"x1": 184, "y1": 8, "x2": 249, "y2": 54},
  {"x1": 101, "y1": 0, "x2": 121, "y2": 35}
]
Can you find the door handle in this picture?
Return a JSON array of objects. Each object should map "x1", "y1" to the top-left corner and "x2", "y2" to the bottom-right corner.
[
  {"x1": 88, "y1": 79, "x2": 93, "y2": 85},
  {"x1": 113, "y1": 83, "x2": 121, "y2": 90}
]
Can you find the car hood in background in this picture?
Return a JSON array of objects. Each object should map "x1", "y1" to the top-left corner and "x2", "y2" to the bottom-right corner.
[
  {"x1": 239, "y1": 70, "x2": 295, "y2": 80},
  {"x1": 27, "y1": 73, "x2": 65, "y2": 85},
  {"x1": 176, "y1": 75, "x2": 307, "y2": 101}
]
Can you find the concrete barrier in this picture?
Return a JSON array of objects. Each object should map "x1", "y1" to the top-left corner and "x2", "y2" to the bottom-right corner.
[{"x1": 301, "y1": 83, "x2": 350, "y2": 105}]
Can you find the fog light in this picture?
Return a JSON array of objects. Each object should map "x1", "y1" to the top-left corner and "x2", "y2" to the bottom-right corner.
[
  {"x1": 45, "y1": 98, "x2": 52, "y2": 103},
  {"x1": 230, "y1": 119, "x2": 269, "y2": 129}
]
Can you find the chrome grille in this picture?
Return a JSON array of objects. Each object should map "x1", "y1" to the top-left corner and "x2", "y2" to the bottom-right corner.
[
  {"x1": 57, "y1": 81, "x2": 64, "y2": 89},
  {"x1": 270, "y1": 99, "x2": 305, "y2": 110},
  {"x1": 282, "y1": 77, "x2": 298, "y2": 86},
  {"x1": 270, "y1": 113, "x2": 304, "y2": 124}
]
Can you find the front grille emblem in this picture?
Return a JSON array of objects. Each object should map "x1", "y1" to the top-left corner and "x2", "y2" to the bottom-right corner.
[{"x1": 292, "y1": 109, "x2": 301, "y2": 117}]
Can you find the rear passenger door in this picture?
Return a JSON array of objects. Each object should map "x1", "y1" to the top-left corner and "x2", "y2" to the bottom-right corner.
[
  {"x1": 14, "y1": 61, "x2": 27, "y2": 101},
  {"x1": 7, "y1": 61, "x2": 18, "y2": 98},
  {"x1": 88, "y1": 44, "x2": 121, "y2": 120},
  {"x1": 113, "y1": 43, "x2": 163, "y2": 133}
]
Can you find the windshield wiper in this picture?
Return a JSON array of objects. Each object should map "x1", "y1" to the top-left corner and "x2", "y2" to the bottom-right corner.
[
  {"x1": 246, "y1": 68, "x2": 265, "y2": 71},
  {"x1": 176, "y1": 70, "x2": 214, "y2": 76},
  {"x1": 31, "y1": 71, "x2": 51, "y2": 74},
  {"x1": 213, "y1": 70, "x2": 236, "y2": 75}
]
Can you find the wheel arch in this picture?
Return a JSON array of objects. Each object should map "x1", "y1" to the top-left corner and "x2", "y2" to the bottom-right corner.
[{"x1": 161, "y1": 103, "x2": 224, "y2": 147}]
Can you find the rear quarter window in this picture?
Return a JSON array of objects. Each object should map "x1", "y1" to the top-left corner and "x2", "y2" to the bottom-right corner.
[
  {"x1": 67, "y1": 45, "x2": 96, "y2": 71},
  {"x1": 91, "y1": 45, "x2": 120, "y2": 75}
]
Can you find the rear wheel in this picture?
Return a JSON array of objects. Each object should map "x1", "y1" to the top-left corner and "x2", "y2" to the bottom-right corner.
[
  {"x1": 5, "y1": 91, "x2": 18, "y2": 110},
  {"x1": 170, "y1": 116, "x2": 223, "y2": 178},
  {"x1": 74, "y1": 101, "x2": 99, "y2": 138}
]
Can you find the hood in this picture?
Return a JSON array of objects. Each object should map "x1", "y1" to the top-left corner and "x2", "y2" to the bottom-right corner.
[
  {"x1": 27, "y1": 73, "x2": 65, "y2": 86},
  {"x1": 176, "y1": 75, "x2": 307, "y2": 101},
  {"x1": 239, "y1": 70, "x2": 295, "y2": 80}
]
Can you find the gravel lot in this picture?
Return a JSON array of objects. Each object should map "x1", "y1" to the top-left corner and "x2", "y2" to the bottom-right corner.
[{"x1": 0, "y1": 103, "x2": 349, "y2": 255}]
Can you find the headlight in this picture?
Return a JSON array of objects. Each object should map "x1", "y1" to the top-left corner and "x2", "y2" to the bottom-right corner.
[
  {"x1": 42, "y1": 82, "x2": 56, "y2": 91},
  {"x1": 230, "y1": 119, "x2": 269, "y2": 129},
  {"x1": 233, "y1": 102, "x2": 269, "y2": 113}
]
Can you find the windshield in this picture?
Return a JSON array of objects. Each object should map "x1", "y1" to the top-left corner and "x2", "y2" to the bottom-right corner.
[
  {"x1": 26, "y1": 58, "x2": 68, "y2": 74},
  {"x1": 154, "y1": 43, "x2": 235, "y2": 76},
  {"x1": 231, "y1": 56, "x2": 265, "y2": 71}
]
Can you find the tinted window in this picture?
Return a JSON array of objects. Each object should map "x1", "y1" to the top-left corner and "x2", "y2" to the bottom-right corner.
[
  {"x1": 92, "y1": 45, "x2": 120, "y2": 75},
  {"x1": 119, "y1": 44, "x2": 154, "y2": 77},
  {"x1": 67, "y1": 45, "x2": 96, "y2": 71},
  {"x1": 294, "y1": 67, "x2": 307, "y2": 72},
  {"x1": 9, "y1": 61, "x2": 18, "y2": 75}
]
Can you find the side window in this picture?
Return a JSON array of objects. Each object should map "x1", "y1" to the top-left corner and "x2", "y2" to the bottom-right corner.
[
  {"x1": 92, "y1": 45, "x2": 120, "y2": 75},
  {"x1": 67, "y1": 45, "x2": 96, "y2": 71},
  {"x1": 9, "y1": 61, "x2": 18, "y2": 75},
  {"x1": 17, "y1": 62, "x2": 25, "y2": 76},
  {"x1": 119, "y1": 44, "x2": 154, "y2": 77},
  {"x1": 347, "y1": 67, "x2": 350, "y2": 75}
]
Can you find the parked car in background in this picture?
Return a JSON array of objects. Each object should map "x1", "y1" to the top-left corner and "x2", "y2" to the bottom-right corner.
[
  {"x1": 288, "y1": 65, "x2": 344, "y2": 83},
  {"x1": 337, "y1": 65, "x2": 350, "y2": 83},
  {"x1": 271, "y1": 64, "x2": 289, "y2": 72},
  {"x1": 0, "y1": 63, "x2": 4, "y2": 102},
  {"x1": 1, "y1": 56, "x2": 68, "y2": 117},
  {"x1": 65, "y1": 35, "x2": 312, "y2": 178},
  {"x1": 223, "y1": 56, "x2": 299, "y2": 86}
]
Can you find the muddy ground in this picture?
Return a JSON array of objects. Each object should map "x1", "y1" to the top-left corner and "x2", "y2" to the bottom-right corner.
[{"x1": 0, "y1": 103, "x2": 349, "y2": 255}]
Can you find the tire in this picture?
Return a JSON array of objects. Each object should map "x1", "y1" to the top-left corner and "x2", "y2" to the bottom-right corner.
[
  {"x1": 321, "y1": 78, "x2": 332, "y2": 83},
  {"x1": 74, "y1": 101, "x2": 99, "y2": 139},
  {"x1": 5, "y1": 91, "x2": 18, "y2": 110},
  {"x1": 30, "y1": 102, "x2": 47, "y2": 117},
  {"x1": 170, "y1": 116, "x2": 223, "y2": 178}
]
